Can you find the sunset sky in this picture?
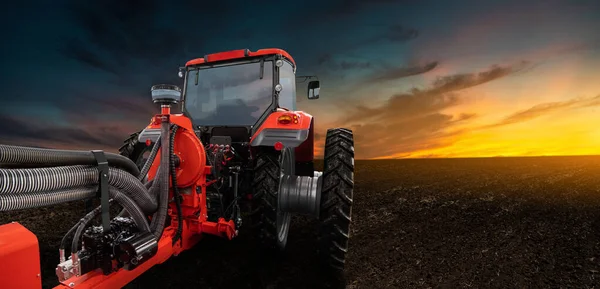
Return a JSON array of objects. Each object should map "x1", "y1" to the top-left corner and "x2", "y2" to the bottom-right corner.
[{"x1": 1, "y1": 0, "x2": 600, "y2": 159}]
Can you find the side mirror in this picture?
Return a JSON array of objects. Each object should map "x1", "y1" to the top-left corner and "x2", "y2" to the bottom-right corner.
[
  {"x1": 151, "y1": 84, "x2": 182, "y2": 105},
  {"x1": 307, "y1": 80, "x2": 320, "y2": 100},
  {"x1": 178, "y1": 67, "x2": 186, "y2": 78}
]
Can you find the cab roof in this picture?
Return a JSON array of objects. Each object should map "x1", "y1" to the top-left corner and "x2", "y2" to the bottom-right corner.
[{"x1": 185, "y1": 48, "x2": 296, "y2": 68}]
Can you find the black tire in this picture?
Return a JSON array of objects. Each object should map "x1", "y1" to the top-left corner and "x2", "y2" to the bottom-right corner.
[
  {"x1": 249, "y1": 147, "x2": 294, "y2": 250},
  {"x1": 318, "y1": 128, "x2": 354, "y2": 274},
  {"x1": 119, "y1": 131, "x2": 153, "y2": 170}
]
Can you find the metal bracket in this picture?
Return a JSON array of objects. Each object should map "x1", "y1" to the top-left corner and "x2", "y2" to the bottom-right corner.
[{"x1": 91, "y1": 150, "x2": 110, "y2": 233}]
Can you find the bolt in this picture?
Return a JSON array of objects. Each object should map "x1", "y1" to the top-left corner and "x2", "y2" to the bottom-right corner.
[
  {"x1": 37, "y1": 274, "x2": 40, "y2": 277},
  {"x1": 69, "y1": 282, "x2": 75, "y2": 287}
]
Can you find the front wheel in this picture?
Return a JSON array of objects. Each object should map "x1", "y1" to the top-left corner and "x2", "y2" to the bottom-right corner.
[{"x1": 317, "y1": 128, "x2": 354, "y2": 274}]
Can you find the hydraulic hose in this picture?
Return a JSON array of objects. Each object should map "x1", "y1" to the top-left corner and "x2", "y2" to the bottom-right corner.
[
  {"x1": 0, "y1": 165, "x2": 156, "y2": 214},
  {"x1": 150, "y1": 117, "x2": 171, "y2": 239},
  {"x1": 145, "y1": 179, "x2": 154, "y2": 189},
  {"x1": 0, "y1": 186, "x2": 97, "y2": 212},
  {"x1": 0, "y1": 144, "x2": 140, "y2": 177},
  {"x1": 71, "y1": 186, "x2": 151, "y2": 254},
  {"x1": 139, "y1": 137, "x2": 162, "y2": 181},
  {"x1": 60, "y1": 219, "x2": 83, "y2": 262},
  {"x1": 71, "y1": 205, "x2": 103, "y2": 254},
  {"x1": 169, "y1": 125, "x2": 183, "y2": 245},
  {"x1": 59, "y1": 199, "x2": 115, "y2": 261}
]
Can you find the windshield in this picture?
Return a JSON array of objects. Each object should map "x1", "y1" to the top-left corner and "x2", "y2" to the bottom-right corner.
[{"x1": 184, "y1": 61, "x2": 274, "y2": 126}]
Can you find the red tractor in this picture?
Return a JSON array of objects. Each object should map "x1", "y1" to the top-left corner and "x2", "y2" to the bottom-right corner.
[{"x1": 0, "y1": 48, "x2": 354, "y2": 289}]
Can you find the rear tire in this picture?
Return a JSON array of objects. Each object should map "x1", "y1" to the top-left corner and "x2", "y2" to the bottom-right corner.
[
  {"x1": 249, "y1": 147, "x2": 294, "y2": 250},
  {"x1": 119, "y1": 131, "x2": 152, "y2": 170},
  {"x1": 318, "y1": 128, "x2": 354, "y2": 274}
]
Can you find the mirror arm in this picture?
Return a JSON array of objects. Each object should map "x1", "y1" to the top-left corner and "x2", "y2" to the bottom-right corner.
[{"x1": 296, "y1": 75, "x2": 319, "y2": 83}]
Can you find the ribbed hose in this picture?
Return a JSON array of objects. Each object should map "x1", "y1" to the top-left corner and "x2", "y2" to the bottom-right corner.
[
  {"x1": 169, "y1": 125, "x2": 183, "y2": 245},
  {"x1": 71, "y1": 186, "x2": 151, "y2": 254},
  {"x1": 117, "y1": 179, "x2": 156, "y2": 218},
  {"x1": 0, "y1": 144, "x2": 140, "y2": 177},
  {"x1": 145, "y1": 180, "x2": 154, "y2": 189},
  {"x1": 109, "y1": 187, "x2": 150, "y2": 232},
  {"x1": 150, "y1": 118, "x2": 171, "y2": 239},
  {"x1": 0, "y1": 165, "x2": 156, "y2": 214},
  {"x1": 0, "y1": 186, "x2": 97, "y2": 211},
  {"x1": 139, "y1": 137, "x2": 162, "y2": 181},
  {"x1": 116, "y1": 137, "x2": 161, "y2": 218}
]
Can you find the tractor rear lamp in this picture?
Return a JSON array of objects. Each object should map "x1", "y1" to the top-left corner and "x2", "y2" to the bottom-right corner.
[
  {"x1": 277, "y1": 115, "x2": 293, "y2": 124},
  {"x1": 274, "y1": 141, "x2": 284, "y2": 151}
]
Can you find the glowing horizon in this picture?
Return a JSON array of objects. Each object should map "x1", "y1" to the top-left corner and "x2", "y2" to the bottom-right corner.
[{"x1": 1, "y1": 1, "x2": 600, "y2": 160}]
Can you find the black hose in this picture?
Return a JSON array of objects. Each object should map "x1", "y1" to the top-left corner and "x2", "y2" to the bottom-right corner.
[
  {"x1": 71, "y1": 186, "x2": 151, "y2": 254},
  {"x1": 118, "y1": 179, "x2": 155, "y2": 218},
  {"x1": 60, "y1": 219, "x2": 82, "y2": 261},
  {"x1": 0, "y1": 144, "x2": 140, "y2": 177},
  {"x1": 150, "y1": 117, "x2": 171, "y2": 239},
  {"x1": 0, "y1": 186, "x2": 97, "y2": 211},
  {"x1": 139, "y1": 137, "x2": 162, "y2": 181},
  {"x1": 145, "y1": 179, "x2": 154, "y2": 189},
  {"x1": 0, "y1": 165, "x2": 156, "y2": 214},
  {"x1": 60, "y1": 199, "x2": 114, "y2": 256},
  {"x1": 61, "y1": 219, "x2": 82, "y2": 253},
  {"x1": 109, "y1": 187, "x2": 151, "y2": 232},
  {"x1": 169, "y1": 125, "x2": 183, "y2": 245},
  {"x1": 71, "y1": 206, "x2": 102, "y2": 254}
]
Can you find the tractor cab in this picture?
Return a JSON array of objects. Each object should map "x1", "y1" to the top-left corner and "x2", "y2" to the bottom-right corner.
[{"x1": 180, "y1": 49, "x2": 319, "y2": 132}]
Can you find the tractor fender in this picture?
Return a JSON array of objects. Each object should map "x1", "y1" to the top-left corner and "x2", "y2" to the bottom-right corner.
[{"x1": 250, "y1": 111, "x2": 313, "y2": 148}]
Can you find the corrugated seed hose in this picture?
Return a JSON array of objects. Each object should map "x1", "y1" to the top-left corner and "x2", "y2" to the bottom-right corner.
[
  {"x1": 0, "y1": 186, "x2": 97, "y2": 211},
  {"x1": 149, "y1": 118, "x2": 171, "y2": 239},
  {"x1": 0, "y1": 165, "x2": 156, "y2": 214},
  {"x1": 0, "y1": 119, "x2": 175, "y2": 251},
  {"x1": 0, "y1": 144, "x2": 140, "y2": 177}
]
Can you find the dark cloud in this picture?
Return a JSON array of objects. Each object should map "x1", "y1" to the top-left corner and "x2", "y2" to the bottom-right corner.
[
  {"x1": 0, "y1": 114, "x2": 136, "y2": 151},
  {"x1": 454, "y1": 113, "x2": 478, "y2": 122},
  {"x1": 319, "y1": 0, "x2": 419, "y2": 18},
  {"x1": 58, "y1": 38, "x2": 119, "y2": 75},
  {"x1": 366, "y1": 61, "x2": 439, "y2": 83},
  {"x1": 340, "y1": 61, "x2": 373, "y2": 70},
  {"x1": 319, "y1": 61, "x2": 531, "y2": 159},
  {"x1": 383, "y1": 25, "x2": 419, "y2": 42},
  {"x1": 317, "y1": 54, "x2": 333, "y2": 65},
  {"x1": 344, "y1": 115, "x2": 469, "y2": 159},
  {"x1": 57, "y1": 0, "x2": 210, "y2": 85},
  {"x1": 485, "y1": 95, "x2": 600, "y2": 128},
  {"x1": 64, "y1": 0, "x2": 185, "y2": 60},
  {"x1": 424, "y1": 61, "x2": 532, "y2": 95},
  {"x1": 345, "y1": 62, "x2": 530, "y2": 124},
  {"x1": 305, "y1": 24, "x2": 421, "y2": 73}
]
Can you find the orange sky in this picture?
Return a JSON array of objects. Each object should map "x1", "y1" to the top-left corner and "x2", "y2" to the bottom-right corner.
[
  {"x1": 2, "y1": 1, "x2": 600, "y2": 160},
  {"x1": 306, "y1": 46, "x2": 600, "y2": 159},
  {"x1": 300, "y1": 2, "x2": 600, "y2": 160}
]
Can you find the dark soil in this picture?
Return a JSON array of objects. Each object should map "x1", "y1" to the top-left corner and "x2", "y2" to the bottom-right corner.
[{"x1": 3, "y1": 156, "x2": 600, "y2": 288}]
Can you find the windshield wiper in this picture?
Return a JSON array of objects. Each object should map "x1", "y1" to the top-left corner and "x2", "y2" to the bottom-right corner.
[
  {"x1": 259, "y1": 59, "x2": 264, "y2": 79},
  {"x1": 195, "y1": 69, "x2": 199, "y2": 85}
]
